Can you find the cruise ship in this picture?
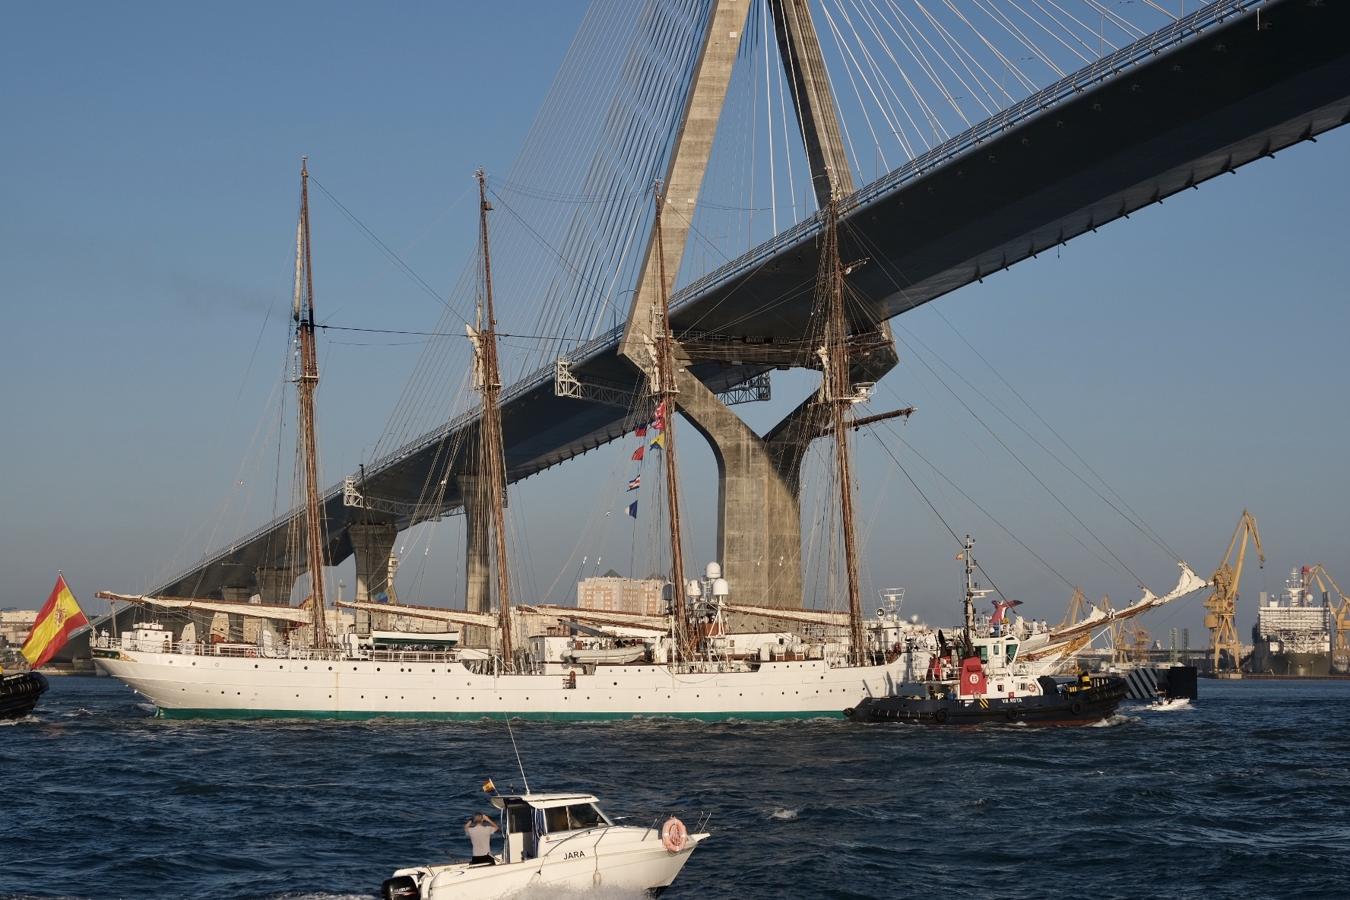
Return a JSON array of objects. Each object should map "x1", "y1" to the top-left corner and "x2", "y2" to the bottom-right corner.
[{"x1": 1250, "y1": 567, "x2": 1332, "y2": 676}]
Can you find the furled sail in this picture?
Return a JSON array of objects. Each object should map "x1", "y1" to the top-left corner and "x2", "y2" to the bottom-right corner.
[
  {"x1": 1021, "y1": 562, "x2": 1208, "y2": 661},
  {"x1": 335, "y1": 600, "x2": 499, "y2": 630},
  {"x1": 95, "y1": 591, "x2": 314, "y2": 625},
  {"x1": 518, "y1": 604, "x2": 668, "y2": 631},
  {"x1": 719, "y1": 603, "x2": 851, "y2": 628}
]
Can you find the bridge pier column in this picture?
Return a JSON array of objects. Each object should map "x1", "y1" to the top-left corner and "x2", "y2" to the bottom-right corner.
[
  {"x1": 675, "y1": 371, "x2": 801, "y2": 607},
  {"x1": 221, "y1": 586, "x2": 252, "y2": 642},
  {"x1": 458, "y1": 474, "x2": 492, "y2": 648},
  {"x1": 254, "y1": 566, "x2": 293, "y2": 607},
  {"x1": 349, "y1": 522, "x2": 398, "y2": 638}
]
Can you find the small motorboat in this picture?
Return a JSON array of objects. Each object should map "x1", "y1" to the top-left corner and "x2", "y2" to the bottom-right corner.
[
  {"x1": 0, "y1": 670, "x2": 49, "y2": 719},
  {"x1": 381, "y1": 791, "x2": 708, "y2": 899}
]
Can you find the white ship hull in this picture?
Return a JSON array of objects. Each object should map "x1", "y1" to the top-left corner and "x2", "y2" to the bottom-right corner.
[
  {"x1": 393, "y1": 832, "x2": 706, "y2": 899},
  {"x1": 94, "y1": 648, "x2": 930, "y2": 720}
]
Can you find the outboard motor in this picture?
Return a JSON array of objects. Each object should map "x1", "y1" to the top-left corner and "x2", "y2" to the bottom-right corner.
[{"x1": 381, "y1": 875, "x2": 420, "y2": 900}]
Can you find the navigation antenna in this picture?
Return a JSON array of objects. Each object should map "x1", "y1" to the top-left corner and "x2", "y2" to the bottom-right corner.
[
  {"x1": 505, "y1": 717, "x2": 530, "y2": 794},
  {"x1": 294, "y1": 157, "x2": 330, "y2": 650},
  {"x1": 474, "y1": 169, "x2": 515, "y2": 671}
]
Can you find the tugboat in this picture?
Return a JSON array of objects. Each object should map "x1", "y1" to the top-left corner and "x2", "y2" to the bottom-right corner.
[
  {"x1": 844, "y1": 536, "x2": 1127, "y2": 726},
  {"x1": 381, "y1": 788, "x2": 709, "y2": 899},
  {"x1": 0, "y1": 670, "x2": 50, "y2": 720}
]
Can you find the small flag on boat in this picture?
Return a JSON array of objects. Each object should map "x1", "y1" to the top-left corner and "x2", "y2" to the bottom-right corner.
[
  {"x1": 21, "y1": 574, "x2": 90, "y2": 670},
  {"x1": 649, "y1": 432, "x2": 665, "y2": 450},
  {"x1": 653, "y1": 400, "x2": 667, "y2": 430},
  {"x1": 627, "y1": 475, "x2": 641, "y2": 491},
  {"x1": 482, "y1": 778, "x2": 496, "y2": 794},
  {"x1": 631, "y1": 446, "x2": 645, "y2": 461},
  {"x1": 627, "y1": 500, "x2": 638, "y2": 519},
  {"x1": 990, "y1": 599, "x2": 1023, "y2": 625},
  {"x1": 635, "y1": 425, "x2": 648, "y2": 437}
]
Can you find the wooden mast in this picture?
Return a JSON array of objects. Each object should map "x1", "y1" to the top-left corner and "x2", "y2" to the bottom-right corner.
[
  {"x1": 819, "y1": 196, "x2": 865, "y2": 666},
  {"x1": 295, "y1": 157, "x2": 329, "y2": 649},
  {"x1": 474, "y1": 170, "x2": 514, "y2": 670},
  {"x1": 653, "y1": 186, "x2": 691, "y2": 660}
]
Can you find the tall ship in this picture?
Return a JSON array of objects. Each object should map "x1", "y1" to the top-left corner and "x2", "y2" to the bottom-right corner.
[
  {"x1": 92, "y1": 165, "x2": 1205, "y2": 719},
  {"x1": 1249, "y1": 567, "x2": 1332, "y2": 676}
]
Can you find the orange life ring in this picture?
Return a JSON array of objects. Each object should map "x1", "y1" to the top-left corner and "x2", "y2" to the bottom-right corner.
[{"x1": 661, "y1": 817, "x2": 688, "y2": 853}]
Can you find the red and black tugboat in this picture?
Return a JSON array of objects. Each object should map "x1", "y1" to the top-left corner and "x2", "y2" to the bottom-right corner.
[
  {"x1": 845, "y1": 536, "x2": 1127, "y2": 726},
  {"x1": 0, "y1": 670, "x2": 50, "y2": 720}
]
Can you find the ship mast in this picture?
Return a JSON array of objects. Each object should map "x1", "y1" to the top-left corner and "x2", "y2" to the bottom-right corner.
[
  {"x1": 962, "y1": 535, "x2": 977, "y2": 641},
  {"x1": 818, "y1": 197, "x2": 866, "y2": 666},
  {"x1": 474, "y1": 170, "x2": 514, "y2": 670},
  {"x1": 653, "y1": 186, "x2": 691, "y2": 660},
  {"x1": 294, "y1": 157, "x2": 329, "y2": 649}
]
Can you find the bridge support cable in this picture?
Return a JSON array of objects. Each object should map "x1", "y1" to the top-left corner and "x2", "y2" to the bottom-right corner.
[{"x1": 147, "y1": 0, "x2": 1350, "y2": 606}]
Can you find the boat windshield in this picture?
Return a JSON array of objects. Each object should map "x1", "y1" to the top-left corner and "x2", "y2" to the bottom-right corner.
[{"x1": 543, "y1": 802, "x2": 610, "y2": 833}]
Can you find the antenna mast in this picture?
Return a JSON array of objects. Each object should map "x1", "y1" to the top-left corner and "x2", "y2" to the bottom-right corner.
[
  {"x1": 294, "y1": 158, "x2": 329, "y2": 649},
  {"x1": 653, "y1": 185, "x2": 691, "y2": 659},
  {"x1": 475, "y1": 170, "x2": 514, "y2": 670},
  {"x1": 819, "y1": 197, "x2": 866, "y2": 666}
]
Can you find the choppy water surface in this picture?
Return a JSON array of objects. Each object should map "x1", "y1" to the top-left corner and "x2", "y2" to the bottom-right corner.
[{"x1": 3, "y1": 678, "x2": 1348, "y2": 899}]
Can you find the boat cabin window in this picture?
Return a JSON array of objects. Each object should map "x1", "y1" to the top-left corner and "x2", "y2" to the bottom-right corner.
[
  {"x1": 543, "y1": 802, "x2": 608, "y2": 833},
  {"x1": 1006, "y1": 643, "x2": 1017, "y2": 662},
  {"x1": 506, "y1": 802, "x2": 533, "y2": 835},
  {"x1": 978, "y1": 647, "x2": 989, "y2": 664}
]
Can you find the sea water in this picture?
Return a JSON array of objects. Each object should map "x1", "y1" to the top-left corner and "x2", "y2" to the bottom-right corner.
[{"x1": 2, "y1": 677, "x2": 1347, "y2": 899}]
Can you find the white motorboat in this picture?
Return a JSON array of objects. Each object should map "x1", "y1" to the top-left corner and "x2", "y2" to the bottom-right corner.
[{"x1": 381, "y1": 791, "x2": 707, "y2": 899}]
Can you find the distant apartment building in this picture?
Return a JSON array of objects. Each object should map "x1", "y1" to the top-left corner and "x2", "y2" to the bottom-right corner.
[
  {"x1": 0, "y1": 609, "x2": 38, "y2": 647},
  {"x1": 576, "y1": 574, "x2": 664, "y2": 616}
]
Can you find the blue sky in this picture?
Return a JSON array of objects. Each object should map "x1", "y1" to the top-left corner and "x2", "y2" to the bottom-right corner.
[{"x1": 2, "y1": 1, "x2": 1346, "y2": 644}]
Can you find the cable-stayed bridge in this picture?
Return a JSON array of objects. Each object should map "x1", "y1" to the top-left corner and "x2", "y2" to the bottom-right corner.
[{"x1": 155, "y1": 0, "x2": 1350, "y2": 609}]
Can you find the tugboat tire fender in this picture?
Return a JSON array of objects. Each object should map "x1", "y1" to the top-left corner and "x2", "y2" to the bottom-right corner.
[
  {"x1": 1005, "y1": 709, "x2": 1020, "y2": 722},
  {"x1": 1070, "y1": 700, "x2": 1083, "y2": 716},
  {"x1": 933, "y1": 708, "x2": 949, "y2": 724}
]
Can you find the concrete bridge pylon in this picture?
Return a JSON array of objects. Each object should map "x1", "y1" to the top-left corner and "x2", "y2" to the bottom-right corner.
[{"x1": 617, "y1": 0, "x2": 895, "y2": 607}]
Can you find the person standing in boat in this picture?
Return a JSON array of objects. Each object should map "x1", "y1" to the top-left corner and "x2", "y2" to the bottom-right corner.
[{"x1": 464, "y1": 813, "x2": 499, "y2": 865}]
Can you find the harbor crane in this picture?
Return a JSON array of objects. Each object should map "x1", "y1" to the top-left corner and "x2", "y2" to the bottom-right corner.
[
  {"x1": 1302, "y1": 564, "x2": 1350, "y2": 674},
  {"x1": 1204, "y1": 510, "x2": 1264, "y2": 676}
]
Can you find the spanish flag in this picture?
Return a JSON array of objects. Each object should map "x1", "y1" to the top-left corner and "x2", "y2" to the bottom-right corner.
[
  {"x1": 481, "y1": 778, "x2": 496, "y2": 794},
  {"x1": 21, "y1": 575, "x2": 89, "y2": 670}
]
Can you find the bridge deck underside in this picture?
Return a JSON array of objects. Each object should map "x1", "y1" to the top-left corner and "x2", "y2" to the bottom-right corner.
[{"x1": 162, "y1": 0, "x2": 1350, "y2": 599}]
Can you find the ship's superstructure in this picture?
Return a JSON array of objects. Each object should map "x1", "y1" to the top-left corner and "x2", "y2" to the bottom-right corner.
[{"x1": 1250, "y1": 567, "x2": 1332, "y2": 676}]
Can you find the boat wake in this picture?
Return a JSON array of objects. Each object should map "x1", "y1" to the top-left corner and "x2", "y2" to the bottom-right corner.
[
  {"x1": 0, "y1": 715, "x2": 37, "y2": 726},
  {"x1": 510, "y1": 887, "x2": 648, "y2": 900},
  {"x1": 1089, "y1": 713, "x2": 1138, "y2": 728},
  {"x1": 1143, "y1": 699, "x2": 1193, "y2": 712},
  {"x1": 768, "y1": 806, "x2": 801, "y2": 821}
]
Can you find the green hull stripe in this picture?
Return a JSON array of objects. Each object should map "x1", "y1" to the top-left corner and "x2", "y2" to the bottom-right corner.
[{"x1": 157, "y1": 707, "x2": 842, "y2": 722}]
